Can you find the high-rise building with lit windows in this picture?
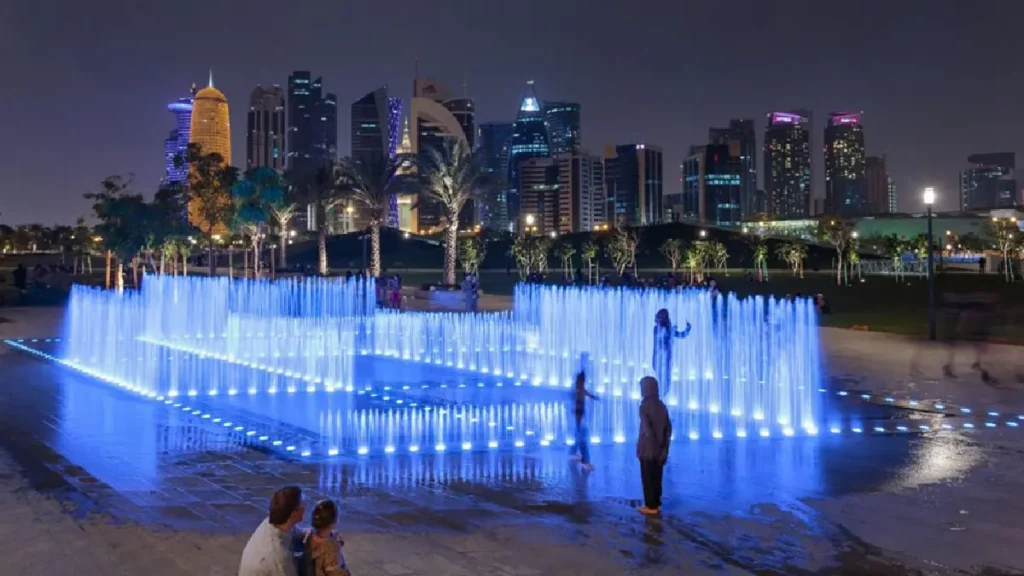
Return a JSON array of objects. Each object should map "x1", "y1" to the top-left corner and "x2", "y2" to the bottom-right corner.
[
  {"x1": 189, "y1": 72, "x2": 231, "y2": 163},
  {"x1": 351, "y1": 87, "x2": 391, "y2": 167},
  {"x1": 959, "y1": 152, "x2": 1017, "y2": 210},
  {"x1": 708, "y1": 119, "x2": 756, "y2": 217},
  {"x1": 287, "y1": 71, "x2": 337, "y2": 180},
  {"x1": 246, "y1": 85, "x2": 285, "y2": 171},
  {"x1": 604, "y1": 143, "x2": 663, "y2": 227},
  {"x1": 824, "y1": 112, "x2": 866, "y2": 215},
  {"x1": 163, "y1": 84, "x2": 195, "y2": 185},
  {"x1": 507, "y1": 81, "x2": 550, "y2": 230},
  {"x1": 764, "y1": 111, "x2": 811, "y2": 219},
  {"x1": 680, "y1": 144, "x2": 742, "y2": 225},
  {"x1": 478, "y1": 122, "x2": 515, "y2": 230},
  {"x1": 188, "y1": 72, "x2": 231, "y2": 233},
  {"x1": 543, "y1": 101, "x2": 581, "y2": 155}
]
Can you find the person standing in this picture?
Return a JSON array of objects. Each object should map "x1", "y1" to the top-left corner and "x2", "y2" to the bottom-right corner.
[
  {"x1": 569, "y1": 370, "x2": 599, "y2": 471},
  {"x1": 652, "y1": 309, "x2": 691, "y2": 396},
  {"x1": 636, "y1": 376, "x2": 672, "y2": 516}
]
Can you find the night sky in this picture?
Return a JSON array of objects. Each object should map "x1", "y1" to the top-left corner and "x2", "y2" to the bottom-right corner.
[{"x1": 1, "y1": 0, "x2": 1021, "y2": 225}]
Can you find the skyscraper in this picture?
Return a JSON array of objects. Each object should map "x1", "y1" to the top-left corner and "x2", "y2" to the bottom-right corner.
[
  {"x1": 708, "y1": 119, "x2": 756, "y2": 217},
  {"x1": 188, "y1": 72, "x2": 231, "y2": 233},
  {"x1": 246, "y1": 85, "x2": 285, "y2": 171},
  {"x1": 163, "y1": 84, "x2": 195, "y2": 185},
  {"x1": 409, "y1": 76, "x2": 474, "y2": 232},
  {"x1": 680, "y1": 144, "x2": 742, "y2": 225},
  {"x1": 959, "y1": 153, "x2": 1017, "y2": 210},
  {"x1": 350, "y1": 87, "x2": 391, "y2": 167},
  {"x1": 604, "y1": 144, "x2": 663, "y2": 227},
  {"x1": 865, "y1": 155, "x2": 890, "y2": 214},
  {"x1": 824, "y1": 112, "x2": 866, "y2": 215},
  {"x1": 544, "y1": 101, "x2": 581, "y2": 155},
  {"x1": 287, "y1": 71, "x2": 338, "y2": 180},
  {"x1": 189, "y1": 72, "x2": 231, "y2": 163},
  {"x1": 554, "y1": 153, "x2": 604, "y2": 232},
  {"x1": 507, "y1": 81, "x2": 550, "y2": 230},
  {"x1": 888, "y1": 176, "x2": 898, "y2": 213},
  {"x1": 477, "y1": 122, "x2": 515, "y2": 230},
  {"x1": 764, "y1": 112, "x2": 811, "y2": 219},
  {"x1": 517, "y1": 157, "x2": 560, "y2": 235}
]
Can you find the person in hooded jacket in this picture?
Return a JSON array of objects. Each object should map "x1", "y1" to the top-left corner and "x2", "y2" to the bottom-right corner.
[{"x1": 636, "y1": 376, "x2": 672, "y2": 516}]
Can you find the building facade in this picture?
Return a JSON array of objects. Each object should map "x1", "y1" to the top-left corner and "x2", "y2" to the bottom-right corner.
[
  {"x1": 888, "y1": 176, "x2": 898, "y2": 213},
  {"x1": 708, "y1": 119, "x2": 756, "y2": 218},
  {"x1": 408, "y1": 76, "x2": 474, "y2": 233},
  {"x1": 507, "y1": 81, "x2": 550, "y2": 231},
  {"x1": 865, "y1": 155, "x2": 890, "y2": 214},
  {"x1": 554, "y1": 153, "x2": 604, "y2": 232},
  {"x1": 959, "y1": 152, "x2": 1017, "y2": 210},
  {"x1": 189, "y1": 74, "x2": 231, "y2": 163},
  {"x1": 824, "y1": 112, "x2": 866, "y2": 215},
  {"x1": 163, "y1": 84, "x2": 195, "y2": 185},
  {"x1": 477, "y1": 122, "x2": 515, "y2": 230},
  {"x1": 287, "y1": 71, "x2": 337, "y2": 182},
  {"x1": 604, "y1": 144, "x2": 663, "y2": 227},
  {"x1": 679, "y1": 144, "x2": 742, "y2": 225},
  {"x1": 543, "y1": 101, "x2": 581, "y2": 155},
  {"x1": 350, "y1": 87, "x2": 391, "y2": 167},
  {"x1": 246, "y1": 85, "x2": 285, "y2": 171},
  {"x1": 763, "y1": 111, "x2": 811, "y2": 219}
]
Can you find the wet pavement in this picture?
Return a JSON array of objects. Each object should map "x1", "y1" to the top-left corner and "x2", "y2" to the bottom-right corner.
[{"x1": 3, "y1": 307, "x2": 1024, "y2": 574}]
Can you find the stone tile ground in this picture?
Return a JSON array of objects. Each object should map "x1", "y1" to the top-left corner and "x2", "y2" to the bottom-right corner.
[{"x1": 4, "y1": 307, "x2": 1024, "y2": 574}]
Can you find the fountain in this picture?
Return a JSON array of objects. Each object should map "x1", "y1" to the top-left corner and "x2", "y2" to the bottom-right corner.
[{"x1": 50, "y1": 274, "x2": 823, "y2": 458}]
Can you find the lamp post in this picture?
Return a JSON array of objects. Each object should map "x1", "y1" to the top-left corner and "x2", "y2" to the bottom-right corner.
[
  {"x1": 525, "y1": 214, "x2": 535, "y2": 237},
  {"x1": 923, "y1": 187, "x2": 936, "y2": 340}
]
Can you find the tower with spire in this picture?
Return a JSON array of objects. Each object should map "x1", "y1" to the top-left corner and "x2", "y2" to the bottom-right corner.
[{"x1": 506, "y1": 80, "x2": 551, "y2": 230}]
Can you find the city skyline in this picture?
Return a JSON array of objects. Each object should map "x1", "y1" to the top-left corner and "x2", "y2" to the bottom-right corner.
[{"x1": 2, "y1": 0, "x2": 1022, "y2": 224}]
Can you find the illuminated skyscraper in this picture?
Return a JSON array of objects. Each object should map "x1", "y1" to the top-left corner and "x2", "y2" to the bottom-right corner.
[
  {"x1": 824, "y1": 112, "x2": 866, "y2": 215},
  {"x1": 708, "y1": 119, "x2": 756, "y2": 217},
  {"x1": 604, "y1": 144, "x2": 663, "y2": 227},
  {"x1": 543, "y1": 101, "x2": 581, "y2": 155},
  {"x1": 507, "y1": 81, "x2": 550, "y2": 230},
  {"x1": 351, "y1": 87, "x2": 391, "y2": 166},
  {"x1": 959, "y1": 153, "x2": 1017, "y2": 210},
  {"x1": 287, "y1": 71, "x2": 337, "y2": 180},
  {"x1": 477, "y1": 122, "x2": 514, "y2": 229},
  {"x1": 409, "y1": 76, "x2": 474, "y2": 232},
  {"x1": 163, "y1": 84, "x2": 195, "y2": 185},
  {"x1": 680, "y1": 144, "x2": 742, "y2": 225},
  {"x1": 189, "y1": 72, "x2": 231, "y2": 164},
  {"x1": 246, "y1": 85, "x2": 285, "y2": 171},
  {"x1": 764, "y1": 112, "x2": 811, "y2": 219},
  {"x1": 187, "y1": 72, "x2": 232, "y2": 233}
]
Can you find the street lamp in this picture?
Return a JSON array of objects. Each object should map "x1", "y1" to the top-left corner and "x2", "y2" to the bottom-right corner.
[
  {"x1": 923, "y1": 187, "x2": 936, "y2": 340},
  {"x1": 524, "y1": 214, "x2": 535, "y2": 237},
  {"x1": 699, "y1": 230, "x2": 707, "y2": 238}
]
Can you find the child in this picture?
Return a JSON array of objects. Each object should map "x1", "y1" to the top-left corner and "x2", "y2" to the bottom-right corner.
[
  {"x1": 652, "y1": 309, "x2": 692, "y2": 396},
  {"x1": 637, "y1": 376, "x2": 672, "y2": 516},
  {"x1": 570, "y1": 369, "x2": 599, "y2": 471},
  {"x1": 307, "y1": 500, "x2": 351, "y2": 576}
]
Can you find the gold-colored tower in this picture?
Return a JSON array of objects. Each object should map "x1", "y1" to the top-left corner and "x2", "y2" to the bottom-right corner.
[{"x1": 188, "y1": 71, "x2": 231, "y2": 234}]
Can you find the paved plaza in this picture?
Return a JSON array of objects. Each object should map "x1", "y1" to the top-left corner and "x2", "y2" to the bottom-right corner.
[{"x1": 3, "y1": 307, "x2": 1024, "y2": 575}]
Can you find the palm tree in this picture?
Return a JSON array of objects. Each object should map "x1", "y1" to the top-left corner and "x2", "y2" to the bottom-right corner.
[
  {"x1": 421, "y1": 139, "x2": 488, "y2": 286},
  {"x1": 311, "y1": 163, "x2": 342, "y2": 276},
  {"x1": 335, "y1": 154, "x2": 410, "y2": 277}
]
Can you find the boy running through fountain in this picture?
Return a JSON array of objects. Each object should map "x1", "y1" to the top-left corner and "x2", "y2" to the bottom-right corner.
[
  {"x1": 569, "y1": 369, "x2": 599, "y2": 471},
  {"x1": 652, "y1": 309, "x2": 692, "y2": 396},
  {"x1": 637, "y1": 375, "x2": 672, "y2": 516}
]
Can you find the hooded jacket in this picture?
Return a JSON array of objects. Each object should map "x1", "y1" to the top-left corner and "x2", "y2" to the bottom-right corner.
[{"x1": 636, "y1": 376, "x2": 672, "y2": 462}]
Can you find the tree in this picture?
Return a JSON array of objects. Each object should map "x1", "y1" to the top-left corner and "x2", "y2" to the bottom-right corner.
[
  {"x1": 509, "y1": 236, "x2": 531, "y2": 280},
  {"x1": 181, "y1": 143, "x2": 237, "y2": 276},
  {"x1": 554, "y1": 242, "x2": 577, "y2": 278},
  {"x1": 457, "y1": 236, "x2": 486, "y2": 275},
  {"x1": 580, "y1": 240, "x2": 599, "y2": 283},
  {"x1": 84, "y1": 175, "x2": 149, "y2": 291},
  {"x1": 0, "y1": 224, "x2": 13, "y2": 253},
  {"x1": 336, "y1": 154, "x2": 413, "y2": 276},
  {"x1": 232, "y1": 167, "x2": 284, "y2": 279},
  {"x1": 846, "y1": 238, "x2": 861, "y2": 283},
  {"x1": 987, "y1": 217, "x2": 1021, "y2": 282},
  {"x1": 659, "y1": 238, "x2": 684, "y2": 273},
  {"x1": 269, "y1": 175, "x2": 300, "y2": 270},
  {"x1": 421, "y1": 139, "x2": 488, "y2": 285},
  {"x1": 709, "y1": 241, "x2": 728, "y2": 273},
  {"x1": 605, "y1": 228, "x2": 639, "y2": 275},
  {"x1": 306, "y1": 163, "x2": 342, "y2": 276},
  {"x1": 775, "y1": 241, "x2": 807, "y2": 277},
  {"x1": 881, "y1": 234, "x2": 907, "y2": 281},
  {"x1": 817, "y1": 217, "x2": 854, "y2": 285},
  {"x1": 684, "y1": 245, "x2": 703, "y2": 282}
]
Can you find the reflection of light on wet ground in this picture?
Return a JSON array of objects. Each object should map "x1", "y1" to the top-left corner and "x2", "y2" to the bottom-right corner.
[{"x1": 883, "y1": 435, "x2": 982, "y2": 490}]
